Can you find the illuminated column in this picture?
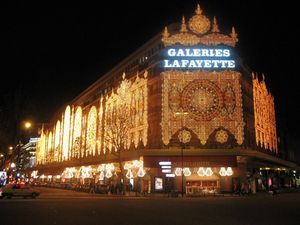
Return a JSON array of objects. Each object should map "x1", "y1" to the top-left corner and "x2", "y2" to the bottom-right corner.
[{"x1": 253, "y1": 73, "x2": 278, "y2": 152}]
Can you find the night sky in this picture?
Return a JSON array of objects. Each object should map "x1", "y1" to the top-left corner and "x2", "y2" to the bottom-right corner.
[{"x1": 1, "y1": 1, "x2": 300, "y2": 143}]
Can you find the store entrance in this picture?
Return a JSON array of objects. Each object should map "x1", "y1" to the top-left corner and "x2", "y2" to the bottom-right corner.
[
  {"x1": 186, "y1": 180, "x2": 219, "y2": 196},
  {"x1": 165, "y1": 177, "x2": 175, "y2": 193}
]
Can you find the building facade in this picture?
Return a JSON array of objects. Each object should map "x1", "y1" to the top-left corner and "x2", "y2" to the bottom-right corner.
[
  {"x1": 19, "y1": 138, "x2": 38, "y2": 171},
  {"x1": 35, "y1": 5, "x2": 298, "y2": 195}
]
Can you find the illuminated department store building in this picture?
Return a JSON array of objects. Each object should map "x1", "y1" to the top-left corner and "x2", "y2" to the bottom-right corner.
[{"x1": 35, "y1": 5, "x2": 299, "y2": 194}]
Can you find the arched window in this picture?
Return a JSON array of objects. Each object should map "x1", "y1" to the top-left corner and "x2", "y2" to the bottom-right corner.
[
  {"x1": 54, "y1": 120, "x2": 61, "y2": 162},
  {"x1": 48, "y1": 131, "x2": 53, "y2": 162},
  {"x1": 86, "y1": 106, "x2": 97, "y2": 156},
  {"x1": 73, "y1": 107, "x2": 82, "y2": 158},
  {"x1": 62, "y1": 106, "x2": 71, "y2": 161}
]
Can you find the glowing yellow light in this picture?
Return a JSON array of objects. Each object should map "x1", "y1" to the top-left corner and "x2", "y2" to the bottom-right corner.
[
  {"x1": 80, "y1": 166, "x2": 92, "y2": 178},
  {"x1": 197, "y1": 167, "x2": 206, "y2": 176},
  {"x1": 97, "y1": 164, "x2": 105, "y2": 172},
  {"x1": 205, "y1": 167, "x2": 214, "y2": 176},
  {"x1": 183, "y1": 168, "x2": 191, "y2": 176},
  {"x1": 31, "y1": 170, "x2": 38, "y2": 178},
  {"x1": 175, "y1": 168, "x2": 182, "y2": 176},
  {"x1": 105, "y1": 163, "x2": 114, "y2": 178},
  {"x1": 124, "y1": 162, "x2": 132, "y2": 170},
  {"x1": 99, "y1": 171, "x2": 104, "y2": 181},
  {"x1": 226, "y1": 167, "x2": 233, "y2": 176},
  {"x1": 86, "y1": 106, "x2": 97, "y2": 156},
  {"x1": 126, "y1": 169, "x2": 134, "y2": 179},
  {"x1": 137, "y1": 167, "x2": 146, "y2": 177},
  {"x1": 63, "y1": 167, "x2": 77, "y2": 178},
  {"x1": 219, "y1": 167, "x2": 233, "y2": 176},
  {"x1": 132, "y1": 160, "x2": 139, "y2": 167},
  {"x1": 62, "y1": 106, "x2": 71, "y2": 160},
  {"x1": 106, "y1": 163, "x2": 115, "y2": 171},
  {"x1": 105, "y1": 170, "x2": 113, "y2": 178},
  {"x1": 98, "y1": 163, "x2": 115, "y2": 179},
  {"x1": 24, "y1": 122, "x2": 32, "y2": 129},
  {"x1": 219, "y1": 167, "x2": 226, "y2": 176},
  {"x1": 54, "y1": 120, "x2": 61, "y2": 162}
]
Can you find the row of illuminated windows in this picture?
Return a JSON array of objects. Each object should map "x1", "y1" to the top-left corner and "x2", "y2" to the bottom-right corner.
[
  {"x1": 37, "y1": 74, "x2": 148, "y2": 165},
  {"x1": 37, "y1": 104, "x2": 101, "y2": 164}
]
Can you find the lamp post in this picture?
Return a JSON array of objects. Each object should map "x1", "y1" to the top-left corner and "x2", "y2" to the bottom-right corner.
[{"x1": 175, "y1": 110, "x2": 189, "y2": 197}]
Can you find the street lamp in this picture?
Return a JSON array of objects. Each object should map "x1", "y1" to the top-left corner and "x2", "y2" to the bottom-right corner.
[
  {"x1": 22, "y1": 121, "x2": 45, "y2": 141},
  {"x1": 0, "y1": 153, "x2": 5, "y2": 170},
  {"x1": 24, "y1": 122, "x2": 32, "y2": 129},
  {"x1": 175, "y1": 111, "x2": 189, "y2": 197}
]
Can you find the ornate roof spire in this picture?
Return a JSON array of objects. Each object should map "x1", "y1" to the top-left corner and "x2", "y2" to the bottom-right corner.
[
  {"x1": 162, "y1": 26, "x2": 170, "y2": 39},
  {"x1": 212, "y1": 16, "x2": 220, "y2": 33},
  {"x1": 162, "y1": 4, "x2": 238, "y2": 47},
  {"x1": 180, "y1": 16, "x2": 188, "y2": 33},
  {"x1": 188, "y1": 4, "x2": 210, "y2": 34},
  {"x1": 230, "y1": 26, "x2": 238, "y2": 41},
  {"x1": 195, "y1": 4, "x2": 202, "y2": 15}
]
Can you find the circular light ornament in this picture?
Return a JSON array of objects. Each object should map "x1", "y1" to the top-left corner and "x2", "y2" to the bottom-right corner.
[
  {"x1": 175, "y1": 168, "x2": 182, "y2": 176},
  {"x1": 183, "y1": 168, "x2": 191, "y2": 176},
  {"x1": 137, "y1": 166, "x2": 146, "y2": 177},
  {"x1": 226, "y1": 167, "x2": 233, "y2": 176},
  {"x1": 197, "y1": 167, "x2": 206, "y2": 176},
  {"x1": 126, "y1": 169, "x2": 134, "y2": 179},
  {"x1": 99, "y1": 171, "x2": 104, "y2": 181},
  {"x1": 205, "y1": 167, "x2": 213, "y2": 176},
  {"x1": 219, "y1": 167, "x2": 227, "y2": 176}
]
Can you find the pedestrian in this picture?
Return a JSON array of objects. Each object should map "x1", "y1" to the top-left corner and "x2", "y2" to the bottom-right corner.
[
  {"x1": 240, "y1": 182, "x2": 245, "y2": 196},
  {"x1": 110, "y1": 184, "x2": 115, "y2": 194},
  {"x1": 270, "y1": 185, "x2": 277, "y2": 196},
  {"x1": 116, "y1": 183, "x2": 120, "y2": 195},
  {"x1": 248, "y1": 181, "x2": 252, "y2": 195},
  {"x1": 233, "y1": 182, "x2": 238, "y2": 194},
  {"x1": 89, "y1": 180, "x2": 95, "y2": 194}
]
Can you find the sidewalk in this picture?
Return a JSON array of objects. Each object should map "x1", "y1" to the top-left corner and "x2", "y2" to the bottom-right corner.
[{"x1": 36, "y1": 186, "x2": 300, "y2": 199}]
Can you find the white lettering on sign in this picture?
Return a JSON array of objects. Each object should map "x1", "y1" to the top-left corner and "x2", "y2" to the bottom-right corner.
[{"x1": 164, "y1": 48, "x2": 235, "y2": 69}]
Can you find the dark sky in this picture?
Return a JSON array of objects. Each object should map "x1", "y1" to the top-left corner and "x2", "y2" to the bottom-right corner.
[{"x1": 2, "y1": 1, "x2": 300, "y2": 138}]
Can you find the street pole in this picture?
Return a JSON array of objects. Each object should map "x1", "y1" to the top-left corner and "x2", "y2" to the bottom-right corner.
[
  {"x1": 175, "y1": 110, "x2": 188, "y2": 197},
  {"x1": 181, "y1": 143, "x2": 184, "y2": 197}
]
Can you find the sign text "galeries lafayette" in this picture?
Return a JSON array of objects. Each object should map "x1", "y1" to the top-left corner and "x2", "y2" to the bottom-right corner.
[{"x1": 164, "y1": 48, "x2": 235, "y2": 69}]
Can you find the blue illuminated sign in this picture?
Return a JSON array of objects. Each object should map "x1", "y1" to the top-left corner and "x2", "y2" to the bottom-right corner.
[{"x1": 163, "y1": 47, "x2": 235, "y2": 69}]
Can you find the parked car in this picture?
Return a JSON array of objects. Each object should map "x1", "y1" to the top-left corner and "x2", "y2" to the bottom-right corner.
[{"x1": 0, "y1": 183, "x2": 40, "y2": 199}]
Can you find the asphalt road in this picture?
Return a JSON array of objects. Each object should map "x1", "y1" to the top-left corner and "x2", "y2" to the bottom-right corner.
[{"x1": 1, "y1": 187, "x2": 300, "y2": 225}]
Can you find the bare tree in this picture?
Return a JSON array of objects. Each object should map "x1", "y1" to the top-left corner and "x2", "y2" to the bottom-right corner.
[{"x1": 104, "y1": 85, "x2": 132, "y2": 194}]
